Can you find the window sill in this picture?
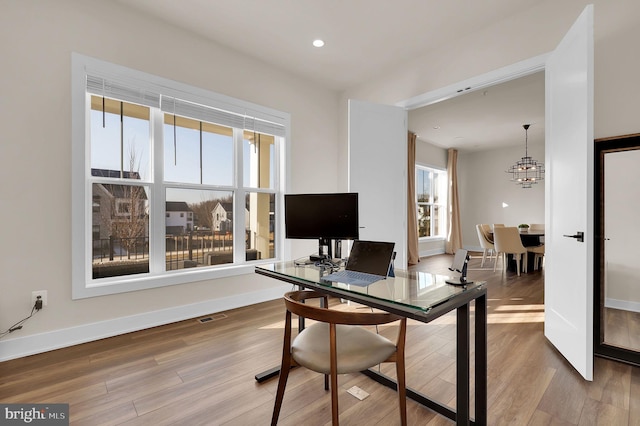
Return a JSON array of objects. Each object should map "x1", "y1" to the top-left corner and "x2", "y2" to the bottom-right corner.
[
  {"x1": 72, "y1": 259, "x2": 276, "y2": 299},
  {"x1": 418, "y1": 236, "x2": 446, "y2": 242}
]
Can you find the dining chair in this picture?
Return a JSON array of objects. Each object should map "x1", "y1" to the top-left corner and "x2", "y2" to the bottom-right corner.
[
  {"x1": 528, "y1": 244, "x2": 545, "y2": 271},
  {"x1": 476, "y1": 224, "x2": 496, "y2": 267},
  {"x1": 493, "y1": 226, "x2": 528, "y2": 276},
  {"x1": 492, "y1": 223, "x2": 505, "y2": 231},
  {"x1": 271, "y1": 290, "x2": 407, "y2": 426},
  {"x1": 480, "y1": 224, "x2": 493, "y2": 241}
]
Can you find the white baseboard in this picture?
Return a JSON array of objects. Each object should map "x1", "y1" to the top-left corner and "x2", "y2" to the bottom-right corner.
[
  {"x1": 604, "y1": 297, "x2": 640, "y2": 314},
  {"x1": 419, "y1": 248, "x2": 445, "y2": 258},
  {"x1": 465, "y1": 245, "x2": 484, "y2": 253},
  {"x1": 0, "y1": 285, "x2": 290, "y2": 362}
]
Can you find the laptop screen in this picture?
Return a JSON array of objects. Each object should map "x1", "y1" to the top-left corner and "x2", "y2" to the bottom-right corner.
[{"x1": 345, "y1": 240, "x2": 395, "y2": 276}]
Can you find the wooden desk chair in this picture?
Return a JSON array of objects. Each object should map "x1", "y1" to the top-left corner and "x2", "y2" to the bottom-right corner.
[
  {"x1": 271, "y1": 290, "x2": 407, "y2": 426},
  {"x1": 493, "y1": 226, "x2": 528, "y2": 276},
  {"x1": 476, "y1": 224, "x2": 496, "y2": 267}
]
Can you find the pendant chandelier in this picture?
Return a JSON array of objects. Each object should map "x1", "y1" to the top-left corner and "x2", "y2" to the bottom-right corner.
[{"x1": 506, "y1": 124, "x2": 544, "y2": 188}]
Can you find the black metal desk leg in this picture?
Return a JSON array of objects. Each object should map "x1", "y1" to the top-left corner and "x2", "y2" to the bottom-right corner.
[
  {"x1": 457, "y1": 303, "x2": 470, "y2": 426},
  {"x1": 474, "y1": 294, "x2": 488, "y2": 426}
]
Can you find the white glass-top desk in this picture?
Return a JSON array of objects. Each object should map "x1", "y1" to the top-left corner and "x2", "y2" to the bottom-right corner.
[{"x1": 255, "y1": 262, "x2": 487, "y2": 426}]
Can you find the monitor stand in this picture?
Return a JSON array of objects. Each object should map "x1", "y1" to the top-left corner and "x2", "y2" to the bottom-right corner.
[
  {"x1": 309, "y1": 237, "x2": 332, "y2": 262},
  {"x1": 445, "y1": 276, "x2": 473, "y2": 286}
]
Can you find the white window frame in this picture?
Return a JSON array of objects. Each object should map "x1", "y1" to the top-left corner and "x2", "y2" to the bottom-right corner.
[
  {"x1": 71, "y1": 53, "x2": 289, "y2": 299},
  {"x1": 415, "y1": 164, "x2": 447, "y2": 241}
]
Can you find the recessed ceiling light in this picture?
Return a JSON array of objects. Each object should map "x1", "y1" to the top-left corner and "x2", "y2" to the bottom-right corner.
[{"x1": 312, "y1": 39, "x2": 325, "y2": 48}]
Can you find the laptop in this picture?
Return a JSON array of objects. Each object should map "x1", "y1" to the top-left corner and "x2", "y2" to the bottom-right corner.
[{"x1": 322, "y1": 240, "x2": 395, "y2": 286}]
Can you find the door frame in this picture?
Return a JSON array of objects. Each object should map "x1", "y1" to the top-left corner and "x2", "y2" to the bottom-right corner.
[
  {"x1": 594, "y1": 133, "x2": 640, "y2": 366},
  {"x1": 397, "y1": 53, "x2": 548, "y2": 110}
]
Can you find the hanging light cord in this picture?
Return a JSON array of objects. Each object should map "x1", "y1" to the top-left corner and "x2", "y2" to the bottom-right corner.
[{"x1": 523, "y1": 124, "x2": 530, "y2": 158}]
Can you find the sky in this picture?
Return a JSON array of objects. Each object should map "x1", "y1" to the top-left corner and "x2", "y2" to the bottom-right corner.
[{"x1": 90, "y1": 108, "x2": 258, "y2": 205}]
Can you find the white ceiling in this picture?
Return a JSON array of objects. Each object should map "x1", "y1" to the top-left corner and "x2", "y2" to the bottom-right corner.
[
  {"x1": 409, "y1": 71, "x2": 545, "y2": 152},
  {"x1": 113, "y1": 0, "x2": 546, "y2": 151}
]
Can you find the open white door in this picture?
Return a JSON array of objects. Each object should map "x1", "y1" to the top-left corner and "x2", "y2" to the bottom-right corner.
[
  {"x1": 348, "y1": 99, "x2": 408, "y2": 269},
  {"x1": 544, "y1": 5, "x2": 594, "y2": 380}
]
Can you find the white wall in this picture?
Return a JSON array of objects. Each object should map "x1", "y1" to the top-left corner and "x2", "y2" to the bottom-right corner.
[
  {"x1": 0, "y1": 0, "x2": 339, "y2": 360},
  {"x1": 4, "y1": 0, "x2": 640, "y2": 361},
  {"x1": 340, "y1": 0, "x2": 640, "y2": 256},
  {"x1": 458, "y1": 145, "x2": 545, "y2": 250}
]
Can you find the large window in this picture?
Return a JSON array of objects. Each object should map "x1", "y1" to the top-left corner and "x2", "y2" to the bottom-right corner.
[
  {"x1": 416, "y1": 165, "x2": 447, "y2": 239},
  {"x1": 72, "y1": 54, "x2": 288, "y2": 298}
]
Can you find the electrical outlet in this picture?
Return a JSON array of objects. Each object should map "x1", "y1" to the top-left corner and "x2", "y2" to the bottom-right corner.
[{"x1": 31, "y1": 290, "x2": 48, "y2": 307}]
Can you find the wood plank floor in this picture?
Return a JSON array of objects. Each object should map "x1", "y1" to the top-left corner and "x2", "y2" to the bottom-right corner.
[
  {"x1": 605, "y1": 307, "x2": 640, "y2": 352},
  {"x1": 1, "y1": 253, "x2": 640, "y2": 425}
]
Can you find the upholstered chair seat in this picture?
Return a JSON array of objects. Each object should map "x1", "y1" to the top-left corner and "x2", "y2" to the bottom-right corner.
[{"x1": 292, "y1": 323, "x2": 397, "y2": 374}]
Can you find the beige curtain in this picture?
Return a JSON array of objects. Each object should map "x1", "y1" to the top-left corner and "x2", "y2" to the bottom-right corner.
[
  {"x1": 445, "y1": 148, "x2": 463, "y2": 254},
  {"x1": 407, "y1": 132, "x2": 420, "y2": 264}
]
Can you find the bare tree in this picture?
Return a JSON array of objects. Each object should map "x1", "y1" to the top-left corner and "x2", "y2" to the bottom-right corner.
[
  {"x1": 189, "y1": 199, "x2": 217, "y2": 231},
  {"x1": 110, "y1": 146, "x2": 148, "y2": 259}
]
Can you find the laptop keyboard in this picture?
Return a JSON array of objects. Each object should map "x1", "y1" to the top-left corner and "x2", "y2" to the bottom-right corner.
[{"x1": 322, "y1": 270, "x2": 385, "y2": 286}]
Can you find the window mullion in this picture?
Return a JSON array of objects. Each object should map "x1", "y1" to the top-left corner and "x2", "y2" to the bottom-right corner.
[
  {"x1": 233, "y1": 128, "x2": 245, "y2": 263},
  {"x1": 150, "y1": 108, "x2": 165, "y2": 273},
  {"x1": 430, "y1": 171, "x2": 435, "y2": 235}
]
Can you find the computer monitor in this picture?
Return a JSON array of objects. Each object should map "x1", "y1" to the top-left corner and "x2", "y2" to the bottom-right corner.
[{"x1": 284, "y1": 192, "x2": 359, "y2": 259}]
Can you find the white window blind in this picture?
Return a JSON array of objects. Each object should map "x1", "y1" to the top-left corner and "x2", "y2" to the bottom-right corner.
[
  {"x1": 161, "y1": 96, "x2": 285, "y2": 137},
  {"x1": 243, "y1": 116, "x2": 286, "y2": 138},
  {"x1": 86, "y1": 74, "x2": 161, "y2": 109}
]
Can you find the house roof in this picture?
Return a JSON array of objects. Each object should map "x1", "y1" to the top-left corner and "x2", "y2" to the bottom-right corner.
[
  {"x1": 92, "y1": 168, "x2": 141, "y2": 180},
  {"x1": 218, "y1": 202, "x2": 232, "y2": 212},
  {"x1": 166, "y1": 201, "x2": 192, "y2": 212},
  {"x1": 99, "y1": 184, "x2": 148, "y2": 200}
]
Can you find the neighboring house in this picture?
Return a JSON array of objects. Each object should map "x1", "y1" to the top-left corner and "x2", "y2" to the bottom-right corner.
[
  {"x1": 165, "y1": 201, "x2": 194, "y2": 235},
  {"x1": 211, "y1": 202, "x2": 233, "y2": 233},
  {"x1": 211, "y1": 202, "x2": 250, "y2": 233},
  {"x1": 91, "y1": 169, "x2": 148, "y2": 242}
]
